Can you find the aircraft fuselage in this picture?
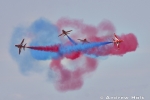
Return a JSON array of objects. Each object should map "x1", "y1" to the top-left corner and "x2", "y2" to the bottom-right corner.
[{"x1": 15, "y1": 45, "x2": 23, "y2": 48}]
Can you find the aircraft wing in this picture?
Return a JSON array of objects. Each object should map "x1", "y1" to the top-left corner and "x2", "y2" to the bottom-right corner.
[
  {"x1": 114, "y1": 34, "x2": 119, "y2": 40},
  {"x1": 19, "y1": 48, "x2": 21, "y2": 54},
  {"x1": 58, "y1": 33, "x2": 63, "y2": 37},
  {"x1": 20, "y1": 39, "x2": 24, "y2": 45},
  {"x1": 67, "y1": 30, "x2": 72, "y2": 32},
  {"x1": 114, "y1": 33, "x2": 118, "y2": 37},
  {"x1": 113, "y1": 38, "x2": 115, "y2": 42}
]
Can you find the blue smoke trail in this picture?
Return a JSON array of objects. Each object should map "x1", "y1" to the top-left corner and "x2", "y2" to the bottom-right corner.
[
  {"x1": 67, "y1": 35, "x2": 110, "y2": 60},
  {"x1": 59, "y1": 41, "x2": 112, "y2": 55},
  {"x1": 64, "y1": 35, "x2": 112, "y2": 58},
  {"x1": 66, "y1": 35, "x2": 77, "y2": 45}
]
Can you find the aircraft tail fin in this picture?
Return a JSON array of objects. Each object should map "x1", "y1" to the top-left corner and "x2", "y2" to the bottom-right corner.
[
  {"x1": 112, "y1": 38, "x2": 115, "y2": 42},
  {"x1": 112, "y1": 38, "x2": 116, "y2": 46},
  {"x1": 23, "y1": 43, "x2": 26, "y2": 50}
]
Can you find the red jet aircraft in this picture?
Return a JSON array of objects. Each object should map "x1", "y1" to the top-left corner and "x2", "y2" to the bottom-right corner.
[
  {"x1": 15, "y1": 39, "x2": 26, "y2": 54},
  {"x1": 113, "y1": 33, "x2": 123, "y2": 49},
  {"x1": 78, "y1": 38, "x2": 90, "y2": 44},
  {"x1": 58, "y1": 30, "x2": 72, "y2": 37}
]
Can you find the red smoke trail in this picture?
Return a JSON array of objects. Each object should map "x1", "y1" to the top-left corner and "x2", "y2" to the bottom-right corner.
[
  {"x1": 65, "y1": 51, "x2": 81, "y2": 60},
  {"x1": 50, "y1": 56, "x2": 97, "y2": 91},
  {"x1": 26, "y1": 45, "x2": 59, "y2": 52},
  {"x1": 50, "y1": 18, "x2": 138, "y2": 91}
]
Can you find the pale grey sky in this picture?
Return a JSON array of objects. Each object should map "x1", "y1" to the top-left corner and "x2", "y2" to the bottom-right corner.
[{"x1": 0, "y1": 0, "x2": 150, "y2": 100}]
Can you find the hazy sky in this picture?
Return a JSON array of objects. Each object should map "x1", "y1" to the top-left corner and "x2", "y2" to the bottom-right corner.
[{"x1": 0, "y1": 0, "x2": 150, "y2": 100}]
